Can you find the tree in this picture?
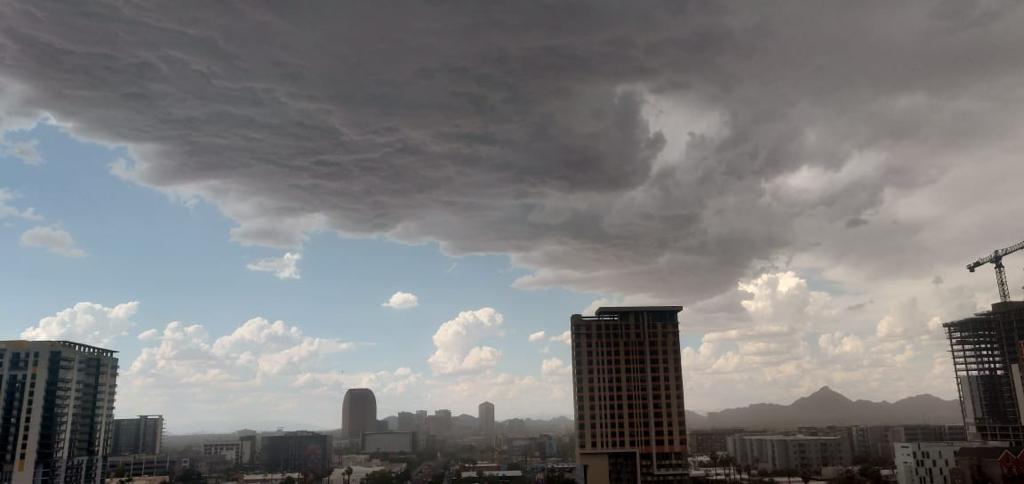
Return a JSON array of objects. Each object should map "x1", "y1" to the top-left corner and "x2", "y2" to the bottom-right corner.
[
  {"x1": 343, "y1": 466, "x2": 353, "y2": 484},
  {"x1": 858, "y1": 464, "x2": 883, "y2": 484},
  {"x1": 175, "y1": 468, "x2": 203, "y2": 484},
  {"x1": 363, "y1": 469, "x2": 399, "y2": 484}
]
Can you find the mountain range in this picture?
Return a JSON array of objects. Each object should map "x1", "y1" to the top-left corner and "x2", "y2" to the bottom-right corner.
[{"x1": 686, "y1": 386, "x2": 962, "y2": 429}]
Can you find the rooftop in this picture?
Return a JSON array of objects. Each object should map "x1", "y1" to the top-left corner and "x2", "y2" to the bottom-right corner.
[
  {"x1": 0, "y1": 340, "x2": 117, "y2": 355},
  {"x1": 595, "y1": 306, "x2": 683, "y2": 315}
]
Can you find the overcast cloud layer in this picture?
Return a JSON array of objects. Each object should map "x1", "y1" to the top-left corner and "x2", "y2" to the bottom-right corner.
[{"x1": 4, "y1": 1, "x2": 1024, "y2": 417}]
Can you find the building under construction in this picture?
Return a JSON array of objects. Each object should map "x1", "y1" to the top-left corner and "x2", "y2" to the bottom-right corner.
[{"x1": 945, "y1": 301, "x2": 1024, "y2": 444}]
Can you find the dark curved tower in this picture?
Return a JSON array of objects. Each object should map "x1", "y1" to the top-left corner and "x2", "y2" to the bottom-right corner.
[{"x1": 342, "y1": 388, "x2": 377, "y2": 441}]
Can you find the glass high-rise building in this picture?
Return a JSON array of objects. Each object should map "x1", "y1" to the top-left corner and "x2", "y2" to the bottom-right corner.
[
  {"x1": 0, "y1": 340, "x2": 118, "y2": 484},
  {"x1": 110, "y1": 415, "x2": 163, "y2": 456},
  {"x1": 571, "y1": 307, "x2": 688, "y2": 483}
]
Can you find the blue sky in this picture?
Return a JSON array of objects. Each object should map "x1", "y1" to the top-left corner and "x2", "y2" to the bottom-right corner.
[{"x1": 4, "y1": 122, "x2": 602, "y2": 430}]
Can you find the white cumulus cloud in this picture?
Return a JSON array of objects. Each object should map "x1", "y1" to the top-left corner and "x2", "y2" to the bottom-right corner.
[
  {"x1": 549, "y1": 330, "x2": 571, "y2": 345},
  {"x1": 382, "y1": 291, "x2": 419, "y2": 309},
  {"x1": 528, "y1": 330, "x2": 546, "y2": 343},
  {"x1": 428, "y1": 307, "x2": 504, "y2": 375},
  {"x1": 0, "y1": 188, "x2": 41, "y2": 220},
  {"x1": 19, "y1": 225, "x2": 85, "y2": 257},
  {"x1": 21, "y1": 301, "x2": 139, "y2": 346},
  {"x1": 246, "y1": 252, "x2": 301, "y2": 279}
]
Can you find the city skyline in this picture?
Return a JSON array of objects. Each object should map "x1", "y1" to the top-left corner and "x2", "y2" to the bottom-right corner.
[{"x1": 5, "y1": 1, "x2": 1024, "y2": 435}]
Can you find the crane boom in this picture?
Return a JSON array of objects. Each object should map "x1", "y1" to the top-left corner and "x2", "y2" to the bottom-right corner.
[{"x1": 966, "y1": 240, "x2": 1024, "y2": 302}]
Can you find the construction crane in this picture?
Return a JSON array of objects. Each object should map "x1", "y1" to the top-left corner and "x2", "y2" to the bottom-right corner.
[{"x1": 967, "y1": 240, "x2": 1024, "y2": 302}]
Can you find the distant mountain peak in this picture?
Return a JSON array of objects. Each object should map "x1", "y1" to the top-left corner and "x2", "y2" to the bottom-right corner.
[
  {"x1": 792, "y1": 386, "x2": 852, "y2": 406},
  {"x1": 697, "y1": 386, "x2": 961, "y2": 429}
]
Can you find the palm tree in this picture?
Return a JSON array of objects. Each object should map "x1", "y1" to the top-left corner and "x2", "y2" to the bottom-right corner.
[{"x1": 342, "y1": 466, "x2": 353, "y2": 484}]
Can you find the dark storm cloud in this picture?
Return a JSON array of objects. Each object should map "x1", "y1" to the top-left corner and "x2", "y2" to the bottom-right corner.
[{"x1": 2, "y1": 1, "x2": 1023, "y2": 302}]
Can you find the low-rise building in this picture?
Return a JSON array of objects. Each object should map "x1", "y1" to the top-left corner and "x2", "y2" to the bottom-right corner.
[
  {"x1": 727, "y1": 435, "x2": 851, "y2": 472},
  {"x1": 105, "y1": 454, "x2": 179, "y2": 478},
  {"x1": 896, "y1": 442, "x2": 1001, "y2": 484},
  {"x1": 202, "y1": 441, "x2": 242, "y2": 465},
  {"x1": 362, "y1": 431, "x2": 416, "y2": 454}
]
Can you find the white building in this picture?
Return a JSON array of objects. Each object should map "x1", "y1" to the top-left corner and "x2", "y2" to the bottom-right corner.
[
  {"x1": 727, "y1": 435, "x2": 851, "y2": 472},
  {"x1": 0, "y1": 340, "x2": 119, "y2": 484},
  {"x1": 894, "y1": 442, "x2": 996, "y2": 484},
  {"x1": 202, "y1": 442, "x2": 241, "y2": 465}
]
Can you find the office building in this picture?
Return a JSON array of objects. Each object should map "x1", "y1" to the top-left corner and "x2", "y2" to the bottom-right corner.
[
  {"x1": 727, "y1": 434, "x2": 851, "y2": 472},
  {"x1": 945, "y1": 301, "x2": 1024, "y2": 444},
  {"x1": 111, "y1": 415, "x2": 164, "y2": 456},
  {"x1": 239, "y1": 434, "x2": 257, "y2": 467},
  {"x1": 341, "y1": 388, "x2": 377, "y2": 442},
  {"x1": 361, "y1": 432, "x2": 416, "y2": 454},
  {"x1": 478, "y1": 402, "x2": 495, "y2": 439},
  {"x1": 432, "y1": 409, "x2": 452, "y2": 436},
  {"x1": 895, "y1": 442, "x2": 996, "y2": 484},
  {"x1": 397, "y1": 412, "x2": 417, "y2": 433},
  {"x1": 260, "y1": 431, "x2": 331, "y2": 475},
  {"x1": 202, "y1": 441, "x2": 242, "y2": 465},
  {"x1": 0, "y1": 340, "x2": 118, "y2": 484},
  {"x1": 571, "y1": 306, "x2": 689, "y2": 483}
]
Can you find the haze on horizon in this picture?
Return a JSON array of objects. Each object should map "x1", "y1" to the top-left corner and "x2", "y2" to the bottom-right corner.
[{"x1": 2, "y1": 1, "x2": 1023, "y2": 433}]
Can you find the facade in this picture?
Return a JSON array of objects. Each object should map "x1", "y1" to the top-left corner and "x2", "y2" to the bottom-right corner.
[
  {"x1": 361, "y1": 432, "x2": 416, "y2": 454},
  {"x1": 111, "y1": 415, "x2": 164, "y2": 456},
  {"x1": 341, "y1": 388, "x2": 377, "y2": 442},
  {"x1": 895, "y1": 442, "x2": 996, "y2": 484},
  {"x1": 0, "y1": 340, "x2": 118, "y2": 484},
  {"x1": 432, "y1": 409, "x2": 452, "y2": 436},
  {"x1": 260, "y1": 431, "x2": 331, "y2": 475},
  {"x1": 478, "y1": 402, "x2": 495, "y2": 439},
  {"x1": 850, "y1": 425, "x2": 968, "y2": 463},
  {"x1": 727, "y1": 435, "x2": 851, "y2": 472},
  {"x1": 571, "y1": 306, "x2": 688, "y2": 483},
  {"x1": 945, "y1": 301, "x2": 1024, "y2": 444},
  {"x1": 202, "y1": 442, "x2": 241, "y2": 465},
  {"x1": 105, "y1": 454, "x2": 179, "y2": 478},
  {"x1": 239, "y1": 434, "x2": 257, "y2": 467}
]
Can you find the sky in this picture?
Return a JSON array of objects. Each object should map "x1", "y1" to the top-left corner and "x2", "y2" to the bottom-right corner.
[{"x1": 2, "y1": 1, "x2": 1024, "y2": 433}]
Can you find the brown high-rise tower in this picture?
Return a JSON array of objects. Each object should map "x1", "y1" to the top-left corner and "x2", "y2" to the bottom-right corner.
[
  {"x1": 571, "y1": 307, "x2": 688, "y2": 483},
  {"x1": 341, "y1": 388, "x2": 377, "y2": 442}
]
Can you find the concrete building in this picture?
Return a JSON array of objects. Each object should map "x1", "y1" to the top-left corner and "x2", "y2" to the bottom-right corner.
[
  {"x1": 895, "y1": 442, "x2": 997, "y2": 484},
  {"x1": 260, "y1": 431, "x2": 331, "y2": 475},
  {"x1": 202, "y1": 442, "x2": 242, "y2": 465},
  {"x1": 0, "y1": 340, "x2": 119, "y2": 484},
  {"x1": 571, "y1": 306, "x2": 689, "y2": 483},
  {"x1": 433, "y1": 409, "x2": 452, "y2": 436},
  {"x1": 945, "y1": 301, "x2": 1024, "y2": 444},
  {"x1": 239, "y1": 434, "x2": 257, "y2": 467},
  {"x1": 727, "y1": 435, "x2": 851, "y2": 472},
  {"x1": 111, "y1": 415, "x2": 164, "y2": 456},
  {"x1": 342, "y1": 388, "x2": 377, "y2": 442},
  {"x1": 478, "y1": 402, "x2": 495, "y2": 439},
  {"x1": 105, "y1": 454, "x2": 179, "y2": 478},
  {"x1": 361, "y1": 431, "x2": 416, "y2": 454}
]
